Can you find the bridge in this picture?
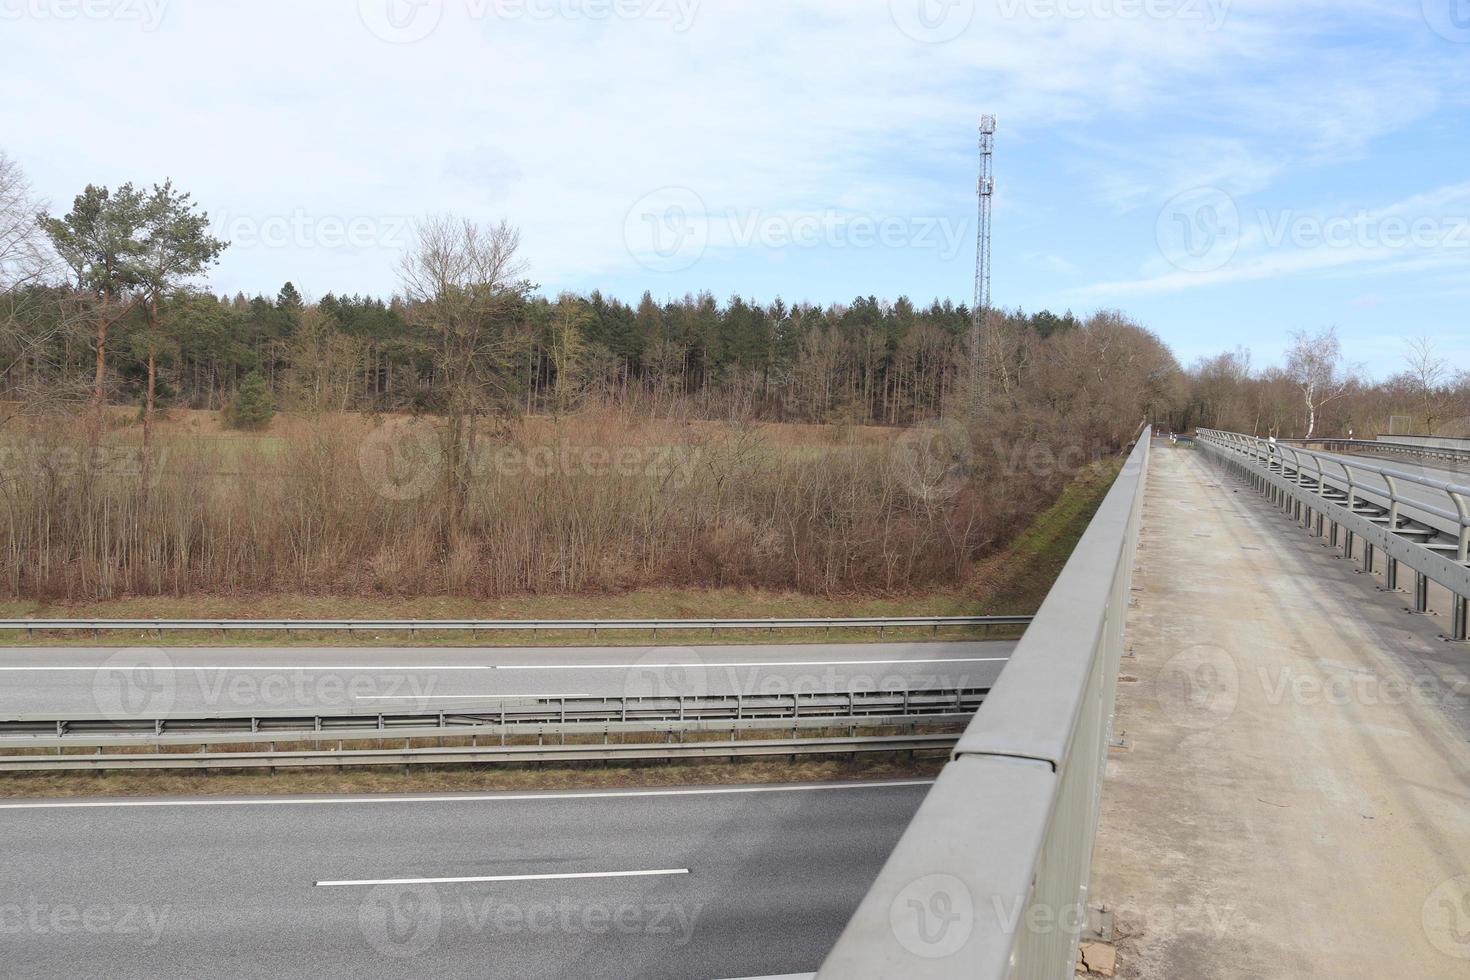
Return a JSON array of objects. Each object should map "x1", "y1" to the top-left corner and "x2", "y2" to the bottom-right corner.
[
  {"x1": 4, "y1": 431, "x2": 1469, "y2": 978},
  {"x1": 816, "y1": 430, "x2": 1470, "y2": 978}
]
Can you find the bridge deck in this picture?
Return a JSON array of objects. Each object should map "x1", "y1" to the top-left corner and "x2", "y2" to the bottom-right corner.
[{"x1": 1090, "y1": 442, "x2": 1470, "y2": 979}]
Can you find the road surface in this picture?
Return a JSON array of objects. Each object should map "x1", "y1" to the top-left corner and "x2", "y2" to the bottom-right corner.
[
  {"x1": 0, "y1": 780, "x2": 929, "y2": 980},
  {"x1": 0, "y1": 642, "x2": 1011, "y2": 718}
]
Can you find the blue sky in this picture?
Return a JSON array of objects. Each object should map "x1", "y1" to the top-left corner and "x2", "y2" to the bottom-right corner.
[{"x1": 5, "y1": 0, "x2": 1469, "y2": 374}]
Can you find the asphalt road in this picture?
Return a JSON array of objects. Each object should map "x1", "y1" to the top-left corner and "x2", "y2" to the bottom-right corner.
[
  {"x1": 0, "y1": 781, "x2": 930, "y2": 979},
  {"x1": 0, "y1": 642, "x2": 1012, "y2": 718}
]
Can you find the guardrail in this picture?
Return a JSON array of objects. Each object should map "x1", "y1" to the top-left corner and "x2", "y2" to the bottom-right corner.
[
  {"x1": 1196, "y1": 429, "x2": 1470, "y2": 640},
  {"x1": 0, "y1": 713, "x2": 980, "y2": 753},
  {"x1": 817, "y1": 429, "x2": 1151, "y2": 978},
  {"x1": 1280, "y1": 435, "x2": 1470, "y2": 466},
  {"x1": 0, "y1": 733, "x2": 962, "y2": 772},
  {"x1": 1375, "y1": 433, "x2": 1470, "y2": 456},
  {"x1": 2, "y1": 689, "x2": 987, "y2": 737},
  {"x1": 0, "y1": 689, "x2": 984, "y2": 771},
  {"x1": 0, "y1": 615, "x2": 1031, "y2": 638}
]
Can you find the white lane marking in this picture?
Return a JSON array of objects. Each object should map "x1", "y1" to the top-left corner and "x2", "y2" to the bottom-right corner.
[
  {"x1": 316, "y1": 868, "x2": 689, "y2": 888},
  {"x1": 0, "y1": 780, "x2": 934, "y2": 811},
  {"x1": 497, "y1": 657, "x2": 1008, "y2": 670},
  {"x1": 0, "y1": 665, "x2": 497, "y2": 672},
  {"x1": 0, "y1": 656, "x2": 1006, "y2": 673},
  {"x1": 354, "y1": 694, "x2": 591, "y2": 701}
]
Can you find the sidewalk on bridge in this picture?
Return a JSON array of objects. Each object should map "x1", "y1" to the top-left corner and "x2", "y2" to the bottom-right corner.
[{"x1": 1088, "y1": 441, "x2": 1470, "y2": 979}]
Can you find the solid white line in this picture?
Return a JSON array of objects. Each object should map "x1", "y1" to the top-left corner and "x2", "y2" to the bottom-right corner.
[
  {"x1": 0, "y1": 779, "x2": 935, "y2": 811},
  {"x1": 497, "y1": 657, "x2": 1007, "y2": 670},
  {"x1": 0, "y1": 665, "x2": 496, "y2": 672},
  {"x1": 0, "y1": 657, "x2": 1007, "y2": 673},
  {"x1": 354, "y1": 693, "x2": 591, "y2": 701},
  {"x1": 316, "y1": 868, "x2": 689, "y2": 888}
]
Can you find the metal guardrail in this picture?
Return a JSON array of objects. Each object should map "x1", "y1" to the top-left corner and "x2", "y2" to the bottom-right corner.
[
  {"x1": 1196, "y1": 429, "x2": 1469, "y2": 640},
  {"x1": 1224, "y1": 432, "x2": 1470, "y2": 538},
  {"x1": 0, "y1": 690, "x2": 984, "y2": 770},
  {"x1": 1, "y1": 689, "x2": 987, "y2": 736},
  {"x1": 1281, "y1": 435, "x2": 1470, "y2": 466},
  {"x1": 817, "y1": 430, "x2": 1151, "y2": 979},
  {"x1": 1375, "y1": 433, "x2": 1470, "y2": 457},
  {"x1": 0, "y1": 713, "x2": 980, "y2": 752},
  {"x1": 0, "y1": 733, "x2": 961, "y2": 772},
  {"x1": 0, "y1": 615, "x2": 1031, "y2": 637}
]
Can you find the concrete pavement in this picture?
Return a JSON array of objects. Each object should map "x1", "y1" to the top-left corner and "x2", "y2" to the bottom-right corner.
[{"x1": 1089, "y1": 442, "x2": 1470, "y2": 978}]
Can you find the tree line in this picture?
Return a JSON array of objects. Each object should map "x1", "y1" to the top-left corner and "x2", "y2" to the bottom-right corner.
[
  {"x1": 3, "y1": 154, "x2": 1140, "y2": 433},
  {"x1": 1175, "y1": 329, "x2": 1470, "y2": 439},
  {"x1": 10, "y1": 152, "x2": 1453, "y2": 453}
]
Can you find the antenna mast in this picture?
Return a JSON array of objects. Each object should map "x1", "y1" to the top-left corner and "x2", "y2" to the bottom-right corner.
[{"x1": 970, "y1": 114, "x2": 996, "y2": 413}]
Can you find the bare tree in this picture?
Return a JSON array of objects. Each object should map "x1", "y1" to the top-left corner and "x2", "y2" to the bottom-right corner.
[
  {"x1": 0, "y1": 152, "x2": 63, "y2": 422},
  {"x1": 287, "y1": 305, "x2": 364, "y2": 417},
  {"x1": 0, "y1": 152, "x2": 48, "y2": 292},
  {"x1": 1190, "y1": 347, "x2": 1253, "y2": 432},
  {"x1": 1285, "y1": 327, "x2": 1354, "y2": 438},
  {"x1": 1402, "y1": 336, "x2": 1450, "y2": 434},
  {"x1": 548, "y1": 294, "x2": 589, "y2": 417},
  {"x1": 398, "y1": 215, "x2": 530, "y2": 524}
]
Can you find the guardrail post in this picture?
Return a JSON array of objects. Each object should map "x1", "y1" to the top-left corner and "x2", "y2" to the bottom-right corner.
[
  {"x1": 1454, "y1": 595, "x2": 1468, "y2": 642},
  {"x1": 1386, "y1": 557, "x2": 1398, "y2": 591},
  {"x1": 1415, "y1": 573, "x2": 1429, "y2": 613}
]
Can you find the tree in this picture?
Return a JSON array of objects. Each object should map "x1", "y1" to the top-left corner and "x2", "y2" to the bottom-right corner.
[
  {"x1": 132, "y1": 181, "x2": 226, "y2": 464},
  {"x1": 0, "y1": 153, "x2": 62, "y2": 420},
  {"x1": 1285, "y1": 327, "x2": 1353, "y2": 439},
  {"x1": 1401, "y1": 336, "x2": 1450, "y2": 434},
  {"x1": 0, "y1": 153, "x2": 47, "y2": 292},
  {"x1": 38, "y1": 182, "x2": 148, "y2": 419},
  {"x1": 549, "y1": 294, "x2": 589, "y2": 416},
  {"x1": 397, "y1": 215, "x2": 530, "y2": 524},
  {"x1": 286, "y1": 305, "x2": 362, "y2": 416},
  {"x1": 226, "y1": 371, "x2": 274, "y2": 430}
]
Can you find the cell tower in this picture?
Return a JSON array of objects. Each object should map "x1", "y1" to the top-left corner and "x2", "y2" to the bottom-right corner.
[{"x1": 970, "y1": 114, "x2": 996, "y2": 409}]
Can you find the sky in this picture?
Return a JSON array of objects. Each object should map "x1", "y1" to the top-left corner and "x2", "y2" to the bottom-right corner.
[{"x1": 4, "y1": 0, "x2": 1469, "y2": 375}]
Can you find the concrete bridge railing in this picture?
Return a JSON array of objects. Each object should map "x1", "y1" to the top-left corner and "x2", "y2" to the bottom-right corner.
[{"x1": 815, "y1": 430, "x2": 1151, "y2": 979}]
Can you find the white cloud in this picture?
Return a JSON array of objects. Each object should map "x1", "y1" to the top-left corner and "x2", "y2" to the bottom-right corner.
[{"x1": 4, "y1": 0, "x2": 1464, "y2": 305}]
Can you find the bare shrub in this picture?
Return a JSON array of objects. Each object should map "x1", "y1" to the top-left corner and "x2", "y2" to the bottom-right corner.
[{"x1": 0, "y1": 404, "x2": 1077, "y2": 601}]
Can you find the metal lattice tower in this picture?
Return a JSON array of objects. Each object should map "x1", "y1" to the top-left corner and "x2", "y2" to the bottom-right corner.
[{"x1": 970, "y1": 115, "x2": 996, "y2": 409}]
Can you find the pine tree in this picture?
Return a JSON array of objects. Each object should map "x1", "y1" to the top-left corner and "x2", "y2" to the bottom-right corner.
[{"x1": 226, "y1": 372, "x2": 274, "y2": 430}]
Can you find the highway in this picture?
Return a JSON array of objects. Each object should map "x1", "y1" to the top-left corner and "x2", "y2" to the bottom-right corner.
[
  {"x1": 0, "y1": 641, "x2": 1011, "y2": 718},
  {"x1": 0, "y1": 780, "x2": 929, "y2": 980}
]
